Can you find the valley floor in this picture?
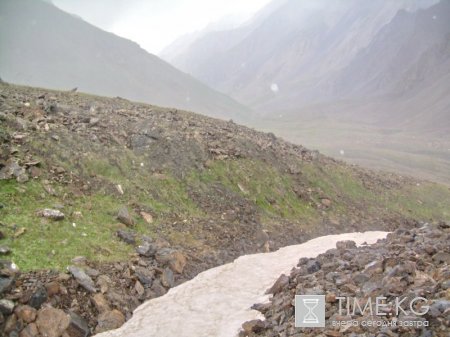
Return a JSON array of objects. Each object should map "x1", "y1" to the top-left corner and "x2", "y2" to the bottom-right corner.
[{"x1": 255, "y1": 119, "x2": 450, "y2": 186}]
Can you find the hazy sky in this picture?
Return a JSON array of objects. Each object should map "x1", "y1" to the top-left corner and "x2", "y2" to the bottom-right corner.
[{"x1": 53, "y1": 0, "x2": 272, "y2": 54}]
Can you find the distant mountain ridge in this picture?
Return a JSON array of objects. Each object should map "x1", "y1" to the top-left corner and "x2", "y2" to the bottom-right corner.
[
  {"x1": 0, "y1": 0, "x2": 249, "y2": 120},
  {"x1": 161, "y1": 0, "x2": 449, "y2": 134}
]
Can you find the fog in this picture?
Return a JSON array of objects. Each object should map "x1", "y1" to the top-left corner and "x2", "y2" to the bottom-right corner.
[{"x1": 52, "y1": 0, "x2": 272, "y2": 54}]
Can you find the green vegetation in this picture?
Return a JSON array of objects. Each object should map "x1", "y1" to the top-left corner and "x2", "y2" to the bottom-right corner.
[
  {"x1": 189, "y1": 160, "x2": 316, "y2": 219},
  {"x1": 2, "y1": 85, "x2": 449, "y2": 273},
  {"x1": 1, "y1": 142, "x2": 449, "y2": 271},
  {"x1": 0, "y1": 180, "x2": 131, "y2": 270}
]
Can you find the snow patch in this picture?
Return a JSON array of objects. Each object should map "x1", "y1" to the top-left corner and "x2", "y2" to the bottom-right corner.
[{"x1": 96, "y1": 231, "x2": 388, "y2": 337}]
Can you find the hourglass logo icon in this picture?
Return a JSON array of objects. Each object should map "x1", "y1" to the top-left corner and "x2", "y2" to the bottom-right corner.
[{"x1": 295, "y1": 295, "x2": 325, "y2": 327}]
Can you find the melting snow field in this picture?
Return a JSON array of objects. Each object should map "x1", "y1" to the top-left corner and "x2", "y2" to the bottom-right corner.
[{"x1": 96, "y1": 231, "x2": 388, "y2": 337}]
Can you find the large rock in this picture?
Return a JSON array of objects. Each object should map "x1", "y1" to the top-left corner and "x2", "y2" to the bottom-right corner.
[
  {"x1": 68, "y1": 266, "x2": 96, "y2": 293},
  {"x1": 15, "y1": 305, "x2": 37, "y2": 323},
  {"x1": 36, "y1": 307, "x2": 70, "y2": 337}
]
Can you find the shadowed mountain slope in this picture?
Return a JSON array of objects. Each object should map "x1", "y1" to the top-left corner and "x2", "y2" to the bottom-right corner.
[{"x1": 0, "y1": 0, "x2": 249, "y2": 120}]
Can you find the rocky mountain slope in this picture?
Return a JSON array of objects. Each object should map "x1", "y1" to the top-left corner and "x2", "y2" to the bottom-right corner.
[
  {"x1": 0, "y1": 83, "x2": 449, "y2": 335},
  {"x1": 162, "y1": 0, "x2": 448, "y2": 133},
  {"x1": 0, "y1": 0, "x2": 248, "y2": 120},
  {"x1": 242, "y1": 222, "x2": 450, "y2": 336}
]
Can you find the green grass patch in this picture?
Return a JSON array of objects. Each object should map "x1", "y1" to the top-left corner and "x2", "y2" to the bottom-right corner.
[
  {"x1": 0, "y1": 180, "x2": 134, "y2": 271},
  {"x1": 188, "y1": 159, "x2": 316, "y2": 220}
]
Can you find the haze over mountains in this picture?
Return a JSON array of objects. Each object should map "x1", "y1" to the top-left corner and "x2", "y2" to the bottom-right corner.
[
  {"x1": 162, "y1": 0, "x2": 450, "y2": 183},
  {"x1": 162, "y1": 0, "x2": 448, "y2": 132},
  {"x1": 0, "y1": 0, "x2": 248, "y2": 119}
]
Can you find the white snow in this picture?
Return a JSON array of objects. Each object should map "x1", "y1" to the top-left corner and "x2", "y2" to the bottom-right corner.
[
  {"x1": 96, "y1": 231, "x2": 388, "y2": 337},
  {"x1": 270, "y1": 83, "x2": 279, "y2": 92}
]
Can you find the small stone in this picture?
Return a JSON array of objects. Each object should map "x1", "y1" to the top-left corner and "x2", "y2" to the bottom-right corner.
[
  {"x1": 95, "y1": 309, "x2": 125, "y2": 333},
  {"x1": 428, "y1": 300, "x2": 450, "y2": 318},
  {"x1": 149, "y1": 280, "x2": 166, "y2": 298},
  {"x1": 115, "y1": 184, "x2": 124, "y2": 195},
  {"x1": 134, "y1": 267, "x2": 154, "y2": 286},
  {"x1": 84, "y1": 267, "x2": 100, "y2": 278},
  {"x1": 161, "y1": 268, "x2": 175, "y2": 288},
  {"x1": 29, "y1": 286, "x2": 48, "y2": 309},
  {"x1": 0, "y1": 299, "x2": 15, "y2": 314},
  {"x1": 155, "y1": 249, "x2": 187, "y2": 274},
  {"x1": 363, "y1": 260, "x2": 383, "y2": 276},
  {"x1": 65, "y1": 311, "x2": 90, "y2": 337},
  {"x1": 0, "y1": 245, "x2": 11, "y2": 255},
  {"x1": 135, "y1": 281, "x2": 145, "y2": 296},
  {"x1": 36, "y1": 307, "x2": 70, "y2": 337},
  {"x1": 89, "y1": 117, "x2": 100, "y2": 126},
  {"x1": 14, "y1": 305, "x2": 37, "y2": 323},
  {"x1": 140, "y1": 211, "x2": 153, "y2": 224},
  {"x1": 92, "y1": 293, "x2": 111, "y2": 314},
  {"x1": 38, "y1": 209, "x2": 65, "y2": 221},
  {"x1": 266, "y1": 274, "x2": 289, "y2": 295},
  {"x1": 432, "y1": 252, "x2": 450, "y2": 264},
  {"x1": 336, "y1": 240, "x2": 357, "y2": 250},
  {"x1": 242, "y1": 319, "x2": 265, "y2": 333},
  {"x1": 45, "y1": 281, "x2": 60, "y2": 296},
  {"x1": 19, "y1": 322, "x2": 39, "y2": 337},
  {"x1": 136, "y1": 241, "x2": 157, "y2": 257},
  {"x1": 306, "y1": 259, "x2": 321, "y2": 273},
  {"x1": 71, "y1": 256, "x2": 87, "y2": 265},
  {"x1": 68, "y1": 266, "x2": 96, "y2": 293},
  {"x1": 16, "y1": 172, "x2": 29, "y2": 183},
  {"x1": 0, "y1": 275, "x2": 14, "y2": 294},
  {"x1": 320, "y1": 198, "x2": 332, "y2": 207},
  {"x1": 116, "y1": 229, "x2": 136, "y2": 245},
  {"x1": 326, "y1": 292, "x2": 337, "y2": 303},
  {"x1": 96, "y1": 275, "x2": 111, "y2": 294},
  {"x1": 117, "y1": 206, "x2": 134, "y2": 227},
  {"x1": 4, "y1": 313, "x2": 17, "y2": 334}
]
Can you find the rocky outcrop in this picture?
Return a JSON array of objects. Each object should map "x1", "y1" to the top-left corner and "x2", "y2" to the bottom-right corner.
[
  {"x1": 0, "y1": 239, "x2": 191, "y2": 336},
  {"x1": 243, "y1": 222, "x2": 450, "y2": 337}
]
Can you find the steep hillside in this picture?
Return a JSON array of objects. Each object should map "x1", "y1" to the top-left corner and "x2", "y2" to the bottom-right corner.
[
  {"x1": 1, "y1": 83, "x2": 449, "y2": 334},
  {"x1": 332, "y1": 1, "x2": 450, "y2": 133},
  {"x1": 162, "y1": 0, "x2": 438, "y2": 111},
  {"x1": 0, "y1": 0, "x2": 249, "y2": 120}
]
